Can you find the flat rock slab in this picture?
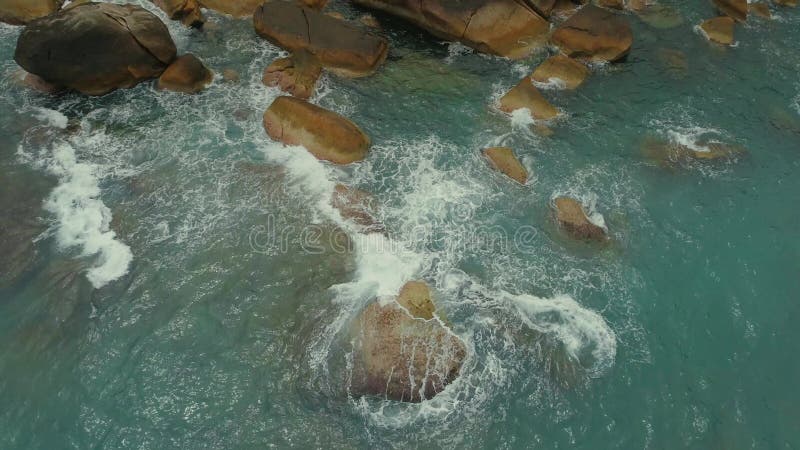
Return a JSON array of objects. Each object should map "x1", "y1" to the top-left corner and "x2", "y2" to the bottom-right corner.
[
  {"x1": 551, "y1": 4, "x2": 633, "y2": 62},
  {"x1": 499, "y1": 77, "x2": 559, "y2": 120},
  {"x1": 483, "y1": 147, "x2": 528, "y2": 184},
  {"x1": 263, "y1": 96, "x2": 370, "y2": 165},
  {"x1": 254, "y1": 0, "x2": 388, "y2": 77},
  {"x1": 553, "y1": 196, "x2": 606, "y2": 241},
  {"x1": 700, "y1": 16, "x2": 735, "y2": 45},
  {"x1": 532, "y1": 55, "x2": 589, "y2": 89}
]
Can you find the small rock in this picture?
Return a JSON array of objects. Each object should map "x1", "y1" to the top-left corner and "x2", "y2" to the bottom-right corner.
[
  {"x1": 359, "y1": 13, "x2": 380, "y2": 28},
  {"x1": 222, "y1": 68, "x2": 240, "y2": 83},
  {"x1": 499, "y1": 77, "x2": 559, "y2": 120},
  {"x1": 263, "y1": 96, "x2": 370, "y2": 165},
  {"x1": 656, "y1": 48, "x2": 688, "y2": 77},
  {"x1": 750, "y1": 2, "x2": 771, "y2": 19},
  {"x1": 712, "y1": 0, "x2": 747, "y2": 21},
  {"x1": 634, "y1": 3, "x2": 684, "y2": 29},
  {"x1": 262, "y1": 51, "x2": 322, "y2": 100},
  {"x1": 550, "y1": 4, "x2": 633, "y2": 62},
  {"x1": 331, "y1": 184, "x2": 386, "y2": 234},
  {"x1": 483, "y1": 147, "x2": 528, "y2": 185},
  {"x1": 700, "y1": 16, "x2": 735, "y2": 46},
  {"x1": 0, "y1": 0, "x2": 63, "y2": 25},
  {"x1": 157, "y1": 54, "x2": 213, "y2": 94},
  {"x1": 552, "y1": 196, "x2": 606, "y2": 241},
  {"x1": 597, "y1": 0, "x2": 624, "y2": 10},
  {"x1": 153, "y1": 0, "x2": 204, "y2": 27},
  {"x1": 532, "y1": 55, "x2": 589, "y2": 90}
]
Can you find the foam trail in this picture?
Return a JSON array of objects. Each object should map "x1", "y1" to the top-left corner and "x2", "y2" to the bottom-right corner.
[
  {"x1": 32, "y1": 107, "x2": 68, "y2": 129},
  {"x1": 665, "y1": 126, "x2": 724, "y2": 153},
  {"x1": 44, "y1": 142, "x2": 133, "y2": 288}
]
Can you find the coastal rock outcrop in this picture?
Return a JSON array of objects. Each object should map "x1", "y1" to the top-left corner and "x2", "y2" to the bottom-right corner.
[
  {"x1": 550, "y1": 4, "x2": 633, "y2": 62},
  {"x1": 157, "y1": 54, "x2": 213, "y2": 94},
  {"x1": 14, "y1": 2, "x2": 176, "y2": 95},
  {"x1": 263, "y1": 96, "x2": 370, "y2": 164},
  {"x1": 552, "y1": 196, "x2": 606, "y2": 241},
  {"x1": 499, "y1": 77, "x2": 559, "y2": 120},
  {"x1": 350, "y1": 0, "x2": 550, "y2": 59},
  {"x1": 152, "y1": 0, "x2": 204, "y2": 27},
  {"x1": 483, "y1": 147, "x2": 528, "y2": 184},
  {"x1": 0, "y1": 0, "x2": 62, "y2": 25},
  {"x1": 254, "y1": 1, "x2": 388, "y2": 77},
  {"x1": 532, "y1": 55, "x2": 589, "y2": 90},
  {"x1": 712, "y1": 0, "x2": 747, "y2": 21},
  {"x1": 700, "y1": 16, "x2": 735, "y2": 45},
  {"x1": 262, "y1": 52, "x2": 322, "y2": 100},
  {"x1": 350, "y1": 281, "x2": 466, "y2": 402}
]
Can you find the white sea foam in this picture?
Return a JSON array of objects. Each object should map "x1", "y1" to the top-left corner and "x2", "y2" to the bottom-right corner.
[
  {"x1": 510, "y1": 107, "x2": 536, "y2": 129},
  {"x1": 665, "y1": 126, "x2": 725, "y2": 153},
  {"x1": 533, "y1": 77, "x2": 568, "y2": 91},
  {"x1": 44, "y1": 142, "x2": 133, "y2": 288},
  {"x1": 32, "y1": 107, "x2": 68, "y2": 129}
]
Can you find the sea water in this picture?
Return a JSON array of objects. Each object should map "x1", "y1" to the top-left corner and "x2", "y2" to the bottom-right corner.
[{"x1": 0, "y1": 1, "x2": 798, "y2": 448}]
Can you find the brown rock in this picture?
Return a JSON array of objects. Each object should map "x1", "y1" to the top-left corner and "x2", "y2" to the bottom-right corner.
[
  {"x1": 532, "y1": 55, "x2": 589, "y2": 90},
  {"x1": 552, "y1": 196, "x2": 606, "y2": 241},
  {"x1": 551, "y1": 4, "x2": 633, "y2": 62},
  {"x1": 152, "y1": 0, "x2": 204, "y2": 27},
  {"x1": 634, "y1": 3, "x2": 684, "y2": 29},
  {"x1": 222, "y1": 68, "x2": 240, "y2": 82},
  {"x1": 359, "y1": 13, "x2": 380, "y2": 28},
  {"x1": 712, "y1": 0, "x2": 747, "y2": 21},
  {"x1": 325, "y1": 11, "x2": 345, "y2": 20},
  {"x1": 597, "y1": 0, "x2": 624, "y2": 9},
  {"x1": 262, "y1": 52, "x2": 322, "y2": 100},
  {"x1": 350, "y1": 281, "x2": 466, "y2": 402},
  {"x1": 526, "y1": 0, "x2": 557, "y2": 17},
  {"x1": 158, "y1": 54, "x2": 213, "y2": 94},
  {"x1": 351, "y1": 0, "x2": 550, "y2": 59},
  {"x1": 331, "y1": 184, "x2": 386, "y2": 234},
  {"x1": 199, "y1": 0, "x2": 261, "y2": 17},
  {"x1": 17, "y1": 71, "x2": 63, "y2": 94},
  {"x1": 656, "y1": 48, "x2": 688, "y2": 77},
  {"x1": 774, "y1": 0, "x2": 797, "y2": 6},
  {"x1": 263, "y1": 96, "x2": 370, "y2": 164},
  {"x1": 14, "y1": 2, "x2": 176, "y2": 96},
  {"x1": 700, "y1": 16, "x2": 735, "y2": 45},
  {"x1": 254, "y1": 1, "x2": 388, "y2": 77},
  {"x1": 750, "y1": 2, "x2": 771, "y2": 18},
  {"x1": 499, "y1": 77, "x2": 559, "y2": 120},
  {"x1": 641, "y1": 136, "x2": 744, "y2": 166},
  {"x1": 0, "y1": 0, "x2": 62, "y2": 25},
  {"x1": 483, "y1": 147, "x2": 528, "y2": 185}
]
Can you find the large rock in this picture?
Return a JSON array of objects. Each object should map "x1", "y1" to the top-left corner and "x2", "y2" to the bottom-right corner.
[
  {"x1": 350, "y1": 281, "x2": 466, "y2": 402},
  {"x1": 552, "y1": 196, "x2": 606, "y2": 241},
  {"x1": 157, "y1": 54, "x2": 213, "y2": 94},
  {"x1": 254, "y1": 1, "x2": 388, "y2": 77},
  {"x1": 499, "y1": 77, "x2": 559, "y2": 120},
  {"x1": 0, "y1": 0, "x2": 62, "y2": 25},
  {"x1": 713, "y1": 0, "x2": 747, "y2": 21},
  {"x1": 262, "y1": 52, "x2": 322, "y2": 100},
  {"x1": 483, "y1": 147, "x2": 528, "y2": 184},
  {"x1": 263, "y1": 96, "x2": 370, "y2": 164},
  {"x1": 14, "y1": 2, "x2": 176, "y2": 96},
  {"x1": 532, "y1": 55, "x2": 589, "y2": 89},
  {"x1": 152, "y1": 0, "x2": 204, "y2": 27},
  {"x1": 551, "y1": 4, "x2": 633, "y2": 62},
  {"x1": 351, "y1": 0, "x2": 550, "y2": 59},
  {"x1": 700, "y1": 16, "x2": 735, "y2": 45}
]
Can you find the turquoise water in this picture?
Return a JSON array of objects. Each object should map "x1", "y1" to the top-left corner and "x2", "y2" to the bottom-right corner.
[{"x1": 1, "y1": 1, "x2": 799, "y2": 448}]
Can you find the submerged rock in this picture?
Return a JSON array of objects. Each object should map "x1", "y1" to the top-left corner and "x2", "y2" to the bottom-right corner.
[
  {"x1": 551, "y1": 4, "x2": 633, "y2": 62},
  {"x1": 597, "y1": 0, "x2": 624, "y2": 10},
  {"x1": 254, "y1": 1, "x2": 388, "y2": 77},
  {"x1": 750, "y1": 2, "x2": 771, "y2": 19},
  {"x1": 552, "y1": 196, "x2": 606, "y2": 241},
  {"x1": 262, "y1": 52, "x2": 322, "y2": 100},
  {"x1": 14, "y1": 2, "x2": 176, "y2": 96},
  {"x1": 656, "y1": 48, "x2": 689, "y2": 78},
  {"x1": 499, "y1": 77, "x2": 559, "y2": 120},
  {"x1": 641, "y1": 136, "x2": 745, "y2": 166},
  {"x1": 774, "y1": 0, "x2": 797, "y2": 6},
  {"x1": 331, "y1": 184, "x2": 386, "y2": 234},
  {"x1": 157, "y1": 54, "x2": 213, "y2": 94},
  {"x1": 152, "y1": 0, "x2": 204, "y2": 27},
  {"x1": 350, "y1": 281, "x2": 466, "y2": 402},
  {"x1": 700, "y1": 16, "x2": 735, "y2": 46},
  {"x1": 0, "y1": 0, "x2": 62, "y2": 25},
  {"x1": 483, "y1": 147, "x2": 528, "y2": 185},
  {"x1": 263, "y1": 96, "x2": 370, "y2": 164},
  {"x1": 713, "y1": 0, "x2": 747, "y2": 22},
  {"x1": 634, "y1": 3, "x2": 684, "y2": 29},
  {"x1": 532, "y1": 55, "x2": 589, "y2": 90},
  {"x1": 350, "y1": 0, "x2": 550, "y2": 59}
]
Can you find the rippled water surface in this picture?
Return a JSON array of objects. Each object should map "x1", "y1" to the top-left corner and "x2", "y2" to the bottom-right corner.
[{"x1": 1, "y1": 1, "x2": 799, "y2": 448}]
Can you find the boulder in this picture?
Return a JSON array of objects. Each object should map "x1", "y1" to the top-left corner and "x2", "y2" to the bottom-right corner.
[
  {"x1": 597, "y1": 0, "x2": 624, "y2": 10},
  {"x1": 199, "y1": 0, "x2": 262, "y2": 17},
  {"x1": 551, "y1": 4, "x2": 633, "y2": 62},
  {"x1": 350, "y1": 281, "x2": 466, "y2": 402},
  {"x1": 552, "y1": 196, "x2": 606, "y2": 241},
  {"x1": 526, "y1": 0, "x2": 557, "y2": 17},
  {"x1": 350, "y1": 0, "x2": 550, "y2": 59},
  {"x1": 157, "y1": 54, "x2": 213, "y2": 94},
  {"x1": 263, "y1": 96, "x2": 370, "y2": 164},
  {"x1": 262, "y1": 52, "x2": 322, "y2": 100},
  {"x1": 483, "y1": 147, "x2": 528, "y2": 185},
  {"x1": 774, "y1": 0, "x2": 797, "y2": 6},
  {"x1": 359, "y1": 13, "x2": 380, "y2": 28},
  {"x1": 499, "y1": 77, "x2": 559, "y2": 120},
  {"x1": 531, "y1": 55, "x2": 589, "y2": 89},
  {"x1": 700, "y1": 16, "x2": 735, "y2": 46},
  {"x1": 14, "y1": 2, "x2": 176, "y2": 96},
  {"x1": 750, "y1": 2, "x2": 771, "y2": 19},
  {"x1": 222, "y1": 68, "x2": 240, "y2": 82},
  {"x1": 254, "y1": 1, "x2": 388, "y2": 77},
  {"x1": 0, "y1": 0, "x2": 62, "y2": 25},
  {"x1": 712, "y1": 0, "x2": 747, "y2": 21},
  {"x1": 331, "y1": 184, "x2": 386, "y2": 234},
  {"x1": 152, "y1": 0, "x2": 204, "y2": 27}
]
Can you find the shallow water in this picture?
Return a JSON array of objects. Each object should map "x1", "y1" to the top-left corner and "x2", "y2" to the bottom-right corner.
[{"x1": 1, "y1": 1, "x2": 799, "y2": 448}]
